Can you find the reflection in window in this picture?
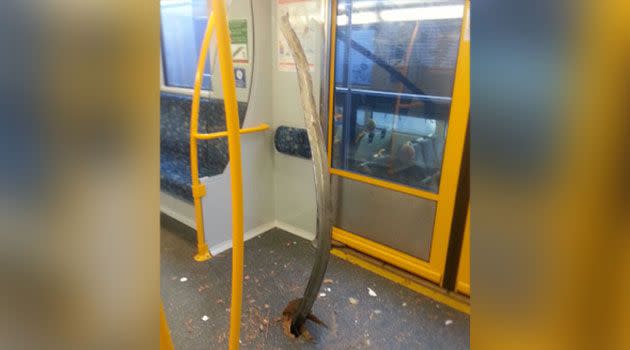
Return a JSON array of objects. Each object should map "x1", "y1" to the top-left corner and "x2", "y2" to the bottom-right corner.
[
  {"x1": 331, "y1": 0, "x2": 464, "y2": 193},
  {"x1": 161, "y1": 0, "x2": 212, "y2": 90}
]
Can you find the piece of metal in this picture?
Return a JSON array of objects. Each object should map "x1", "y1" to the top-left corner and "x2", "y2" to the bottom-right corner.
[{"x1": 279, "y1": 14, "x2": 333, "y2": 335}]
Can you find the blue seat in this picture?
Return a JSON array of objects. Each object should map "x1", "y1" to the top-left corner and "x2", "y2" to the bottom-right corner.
[
  {"x1": 160, "y1": 92, "x2": 248, "y2": 203},
  {"x1": 160, "y1": 153, "x2": 195, "y2": 201}
]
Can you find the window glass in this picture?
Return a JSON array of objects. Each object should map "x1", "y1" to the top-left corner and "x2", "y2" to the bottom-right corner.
[
  {"x1": 332, "y1": 0, "x2": 464, "y2": 193},
  {"x1": 161, "y1": 0, "x2": 212, "y2": 90}
]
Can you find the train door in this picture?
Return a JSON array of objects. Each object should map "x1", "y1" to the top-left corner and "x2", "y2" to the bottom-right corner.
[{"x1": 326, "y1": 0, "x2": 469, "y2": 285}]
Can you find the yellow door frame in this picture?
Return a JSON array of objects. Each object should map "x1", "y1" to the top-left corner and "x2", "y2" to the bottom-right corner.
[
  {"x1": 327, "y1": 0, "x2": 470, "y2": 285},
  {"x1": 455, "y1": 207, "x2": 471, "y2": 296}
]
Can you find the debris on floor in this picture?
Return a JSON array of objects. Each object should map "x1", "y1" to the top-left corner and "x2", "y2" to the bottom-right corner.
[
  {"x1": 281, "y1": 298, "x2": 328, "y2": 341},
  {"x1": 179, "y1": 277, "x2": 188, "y2": 282},
  {"x1": 368, "y1": 287, "x2": 377, "y2": 297},
  {"x1": 161, "y1": 227, "x2": 470, "y2": 349},
  {"x1": 445, "y1": 319, "x2": 453, "y2": 326}
]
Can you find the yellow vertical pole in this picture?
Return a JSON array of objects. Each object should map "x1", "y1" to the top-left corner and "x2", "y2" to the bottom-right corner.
[
  {"x1": 190, "y1": 14, "x2": 216, "y2": 262},
  {"x1": 211, "y1": 0, "x2": 245, "y2": 348},
  {"x1": 160, "y1": 303, "x2": 175, "y2": 350}
]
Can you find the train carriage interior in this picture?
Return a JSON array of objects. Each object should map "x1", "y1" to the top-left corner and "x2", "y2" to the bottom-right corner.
[
  {"x1": 159, "y1": 0, "x2": 470, "y2": 348},
  {"x1": 5, "y1": 1, "x2": 629, "y2": 349}
]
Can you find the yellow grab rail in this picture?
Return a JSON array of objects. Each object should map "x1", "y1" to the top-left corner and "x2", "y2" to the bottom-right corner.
[
  {"x1": 211, "y1": 0, "x2": 245, "y2": 348},
  {"x1": 195, "y1": 123, "x2": 270, "y2": 140},
  {"x1": 190, "y1": 13, "x2": 216, "y2": 262},
  {"x1": 160, "y1": 302, "x2": 175, "y2": 350},
  {"x1": 189, "y1": 11, "x2": 267, "y2": 263},
  {"x1": 188, "y1": 1, "x2": 265, "y2": 348}
]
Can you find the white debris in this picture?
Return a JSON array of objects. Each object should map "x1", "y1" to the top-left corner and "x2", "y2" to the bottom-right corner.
[
  {"x1": 179, "y1": 277, "x2": 188, "y2": 282},
  {"x1": 349, "y1": 297, "x2": 359, "y2": 305},
  {"x1": 366, "y1": 339, "x2": 371, "y2": 346},
  {"x1": 374, "y1": 310, "x2": 382, "y2": 314},
  {"x1": 319, "y1": 293, "x2": 326, "y2": 297},
  {"x1": 445, "y1": 319, "x2": 453, "y2": 326},
  {"x1": 202, "y1": 315, "x2": 209, "y2": 321},
  {"x1": 367, "y1": 288, "x2": 377, "y2": 297},
  {"x1": 325, "y1": 287, "x2": 332, "y2": 292},
  {"x1": 402, "y1": 302, "x2": 407, "y2": 307}
]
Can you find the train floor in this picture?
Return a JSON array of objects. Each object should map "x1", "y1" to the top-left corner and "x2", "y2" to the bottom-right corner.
[{"x1": 161, "y1": 219, "x2": 470, "y2": 349}]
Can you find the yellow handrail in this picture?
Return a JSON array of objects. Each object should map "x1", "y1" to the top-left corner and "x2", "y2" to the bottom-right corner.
[
  {"x1": 188, "y1": 2, "x2": 265, "y2": 348},
  {"x1": 190, "y1": 13, "x2": 216, "y2": 262},
  {"x1": 195, "y1": 123, "x2": 270, "y2": 140},
  {"x1": 211, "y1": 0, "x2": 245, "y2": 348},
  {"x1": 189, "y1": 12, "x2": 267, "y2": 263},
  {"x1": 160, "y1": 302, "x2": 175, "y2": 350}
]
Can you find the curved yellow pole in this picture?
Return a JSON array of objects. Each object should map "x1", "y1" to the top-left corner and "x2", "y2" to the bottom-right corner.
[
  {"x1": 211, "y1": 0, "x2": 245, "y2": 348},
  {"x1": 160, "y1": 302, "x2": 175, "y2": 350},
  {"x1": 190, "y1": 13, "x2": 216, "y2": 262}
]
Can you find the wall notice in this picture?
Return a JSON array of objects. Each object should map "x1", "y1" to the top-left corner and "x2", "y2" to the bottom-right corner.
[
  {"x1": 234, "y1": 67, "x2": 247, "y2": 89},
  {"x1": 229, "y1": 19, "x2": 248, "y2": 64},
  {"x1": 277, "y1": 0, "x2": 318, "y2": 72}
]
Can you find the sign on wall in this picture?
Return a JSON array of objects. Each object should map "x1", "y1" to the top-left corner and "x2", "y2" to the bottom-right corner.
[
  {"x1": 229, "y1": 19, "x2": 249, "y2": 64},
  {"x1": 234, "y1": 67, "x2": 247, "y2": 88},
  {"x1": 277, "y1": 0, "x2": 318, "y2": 72}
]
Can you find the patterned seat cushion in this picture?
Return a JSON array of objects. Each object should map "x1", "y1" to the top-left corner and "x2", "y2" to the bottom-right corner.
[
  {"x1": 160, "y1": 92, "x2": 248, "y2": 202},
  {"x1": 160, "y1": 153, "x2": 194, "y2": 202}
]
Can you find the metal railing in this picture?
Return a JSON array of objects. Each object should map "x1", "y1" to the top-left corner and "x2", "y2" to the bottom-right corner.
[{"x1": 188, "y1": 1, "x2": 268, "y2": 348}]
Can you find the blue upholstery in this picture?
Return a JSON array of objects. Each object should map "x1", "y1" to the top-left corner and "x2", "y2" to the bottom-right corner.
[
  {"x1": 274, "y1": 126, "x2": 311, "y2": 159},
  {"x1": 160, "y1": 92, "x2": 247, "y2": 202}
]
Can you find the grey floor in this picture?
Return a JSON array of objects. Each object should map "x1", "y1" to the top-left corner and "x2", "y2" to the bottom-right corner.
[{"x1": 161, "y1": 222, "x2": 470, "y2": 349}]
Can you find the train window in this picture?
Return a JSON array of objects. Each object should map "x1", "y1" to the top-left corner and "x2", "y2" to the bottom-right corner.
[
  {"x1": 160, "y1": 0, "x2": 212, "y2": 92},
  {"x1": 331, "y1": 0, "x2": 465, "y2": 193}
]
